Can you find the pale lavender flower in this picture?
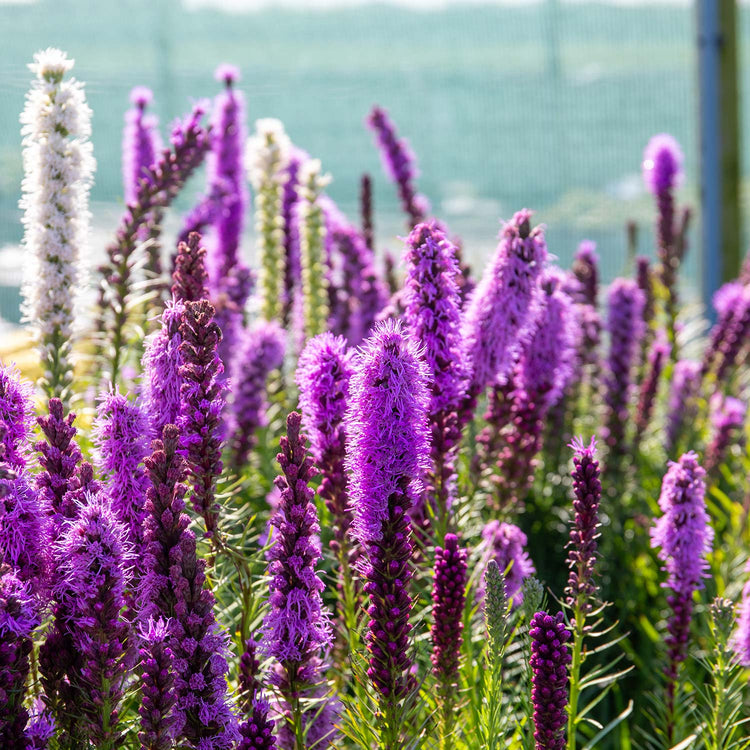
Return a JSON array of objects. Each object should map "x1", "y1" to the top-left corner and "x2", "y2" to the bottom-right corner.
[
  {"x1": 122, "y1": 86, "x2": 161, "y2": 205},
  {"x1": 480, "y1": 521, "x2": 535, "y2": 607}
]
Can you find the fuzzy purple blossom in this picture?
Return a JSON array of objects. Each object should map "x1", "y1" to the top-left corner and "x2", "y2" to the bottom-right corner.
[
  {"x1": 142, "y1": 300, "x2": 185, "y2": 438},
  {"x1": 529, "y1": 611, "x2": 572, "y2": 750},
  {"x1": 705, "y1": 395, "x2": 746, "y2": 474},
  {"x1": 178, "y1": 299, "x2": 226, "y2": 538},
  {"x1": 366, "y1": 105, "x2": 428, "y2": 228},
  {"x1": 0, "y1": 363, "x2": 33, "y2": 470},
  {"x1": 54, "y1": 493, "x2": 133, "y2": 747},
  {"x1": 229, "y1": 321, "x2": 286, "y2": 468},
  {"x1": 123, "y1": 86, "x2": 162, "y2": 206},
  {"x1": 461, "y1": 209, "x2": 547, "y2": 408},
  {"x1": 345, "y1": 319, "x2": 430, "y2": 731},
  {"x1": 651, "y1": 452, "x2": 713, "y2": 722},
  {"x1": 280, "y1": 148, "x2": 305, "y2": 325},
  {"x1": 480, "y1": 521, "x2": 535, "y2": 607},
  {"x1": 715, "y1": 286, "x2": 750, "y2": 383},
  {"x1": 24, "y1": 698, "x2": 55, "y2": 750},
  {"x1": 138, "y1": 617, "x2": 178, "y2": 750},
  {"x1": 430, "y1": 533, "x2": 467, "y2": 693},
  {"x1": 565, "y1": 437, "x2": 601, "y2": 614},
  {"x1": 296, "y1": 333, "x2": 354, "y2": 559},
  {"x1": 403, "y1": 222, "x2": 469, "y2": 522},
  {"x1": 603, "y1": 279, "x2": 646, "y2": 462},
  {"x1": 93, "y1": 389, "x2": 150, "y2": 565},
  {"x1": 141, "y1": 424, "x2": 238, "y2": 748},
  {"x1": 702, "y1": 281, "x2": 744, "y2": 376},
  {"x1": 643, "y1": 134, "x2": 684, "y2": 196},
  {"x1": 0, "y1": 570, "x2": 39, "y2": 745},
  {"x1": 571, "y1": 240, "x2": 599, "y2": 307}
]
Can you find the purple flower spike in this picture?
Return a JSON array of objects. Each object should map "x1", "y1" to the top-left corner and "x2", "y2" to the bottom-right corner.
[
  {"x1": 172, "y1": 231, "x2": 209, "y2": 303},
  {"x1": 603, "y1": 279, "x2": 646, "y2": 463},
  {"x1": 55, "y1": 493, "x2": 132, "y2": 748},
  {"x1": 529, "y1": 611, "x2": 572, "y2": 750},
  {"x1": 634, "y1": 329, "x2": 671, "y2": 447},
  {"x1": 0, "y1": 363, "x2": 34, "y2": 470},
  {"x1": 715, "y1": 286, "x2": 750, "y2": 383},
  {"x1": 565, "y1": 437, "x2": 602, "y2": 614},
  {"x1": 430, "y1": 533, "x2": 468, "y2": 692},
  {"x1": 345, "y1": 319, "x2": 430, "y2": 721},
  {"x1": 178, "y1": 299, "x2": 226, "y2": 538},
  {"x1": 643, "y1": 133, "x2": 684, "y2": 196},
  {"x1": 229, "y1": 321, "x2": 286, "y2": 468},
  {"x1": 123, "y1": 86, "x2": 162, "y2": 206},
  {"x1": 138, "y1": 617, "x2": 177, "y2": 750},
  {"x1": 702, "y1": 281, "x2": 744, "y2": 376},
  {"x1": 665, "y1": 360, "x2": 701, "y2": 454},
  {"x1": 263, "y1": 412, "x2": 331, "y2": 662},
  {"x1": 24, "y1": 698, "x2": 55, "y2": 750},
  {"x1": 0, "y1": 571, "x2": 39, "y2": 746},
  {"x1": 705, "y1": 395, "x2": 746, "y2": 474},
  {"x1": 237, "y1": 638, "x2": 277, "y2": 750},
  {"x1": 650, "y1": 452, "x2": 713, "y2": 719},
  {"x1": 141, "y1": 425, "x2": 239, "y2": 749},
  {"x1": 142, "y1": 299, "x2": 185, "y2": 439},
  {"x1": 93, "y1": 388, "x2": 150, "y2": 565},
  {"x1": 571, "y1": 240, "x2": 599, "y2": 308},
  {"x1": 461, "y1": 209, "x2": 547, "y2": 406},
  {"x1": 296, "y1": 333, "x2": 354, "y2": 557},
  {"x1": 34, "y1": 398, "x2": 82, "y2": 525},
  {"x1": 480, "y1": 521, "x2": 535, "y2": 607},
  {"x1": 366, "y1": 105, "x2": 428, "y2": 228}
]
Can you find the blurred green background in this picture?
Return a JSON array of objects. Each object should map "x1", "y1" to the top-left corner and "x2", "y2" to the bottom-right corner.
[{"x1": 1, "y1": 0, "x2": 747, "y2": 323}]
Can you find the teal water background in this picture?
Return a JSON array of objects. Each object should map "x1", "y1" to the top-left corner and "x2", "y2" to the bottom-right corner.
[{"x1": 1, "y1": 0, "x2": 748, "y2": 321}]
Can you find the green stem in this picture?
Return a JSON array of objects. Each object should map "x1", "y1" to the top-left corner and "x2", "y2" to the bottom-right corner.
[{"x1": 566, "y1": 603, "x2": 585, "y2": 750}]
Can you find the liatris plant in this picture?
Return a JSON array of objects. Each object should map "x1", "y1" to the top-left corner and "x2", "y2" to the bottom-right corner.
[
  {"x1": 430, "y1": 533, "x2": 467, "y2": 743},
  {"x1": 564, "y1": 437, "x2": 602, "y2": 749},
  {"x1": 480, "y1": 521, "x2": 535, "y2": 607},
  {"x1": 53, "y1": 493, "x2": 132, "y2": 749},
  {"x1": 172, "y1": 231, "x2": 210, "y2": 303},
  {"x1": 99, "y1": 101, "x2": 210, "y2": 385},
  {"x1": 141, "y1": 424, "x2": 238, "y2": 748},
  {"x1": 731, "y1": 574, "x2": 750, "y2": 667},
  {"x1": 297, "y1": 158, "x2": 331, "y2": 341},
  {"x1": 137, "y1": 617, "x2": 177, "y2": 750},
  {"x1": 633, "y1": 329, "x2": 670, "y2": 448},
  {"x1": 366, "y1": 105, "x2": 428, "y2": 228},
  {"x1": 403, "y1": 222, "x2": 468, "y2": 531},
  {"x1": 650, "y1": 452, "x2": 713, "y2": 743},
  {"x1": 635, "y1": 256, "x2": 655, "y2": 332},
  {"x1": 229, "y1": 321, "x2": 286, "y2": 468},
  {"x1": 247, "y1": 118, "x2": 291, "y2": 322},
  {"x1": 238, "y1": 639, "x2": 276, "y2": 750},
  {"x1": 461, "y1": 209, "x2": 547, "y2": 417},
  {"x1": 360, "y1": 172, "x2": 374, "y2": 250},
  {"x1": 142, "y1": 300, "x2": 185, "y2": 438},
  {"x1": 0, "y1": 569, "x2": 39, "y2": 746},
  {"x1": 603, "y1": 278, "x2": 645, "y2": 465},
  {"x1": 122, "y1": 86, "x2": 161, "y2": 206},
  {"x1": 701, "y1": 280, "x2": 745, "y2": 376},
  {"x1": 642, "y1": 134, "x2": 684, "y2": 326},
  {"x1": 704, "y1": 394, "x2": 746, "y2": 475},
  {"x1": 296, "y1": 333, "x2": 355, "y2": 621},
  {"x1": 280, "y1": 148, "x2": 305, "y2": 326},
  {"x1": 20, "y1": 48, "x2": 94, "y2": 404},
  {"x1": 178, "y1": 299, "x2": 226, "y2": 538},
  {"x1": 571, "y1": 240, "x2": 598, "y2": 308},
  {"x1": 263, "y1": 412, "x2": 336, "y2": 750},
  {"x1": 493, "y1": 272, "x2": 577, "y2": 508},
  {"x1": 0, "y1": 363, "x2": 34, "y2": 470},
  {"x1": 345, "y1": 319, "x2": 430, "y2": 747},
  {"x1": 529, "y1": 611, "x2": 572, "y2": 750},
  {"x1": 714, "y1": 286, "x2": 750, "y2": 384}
]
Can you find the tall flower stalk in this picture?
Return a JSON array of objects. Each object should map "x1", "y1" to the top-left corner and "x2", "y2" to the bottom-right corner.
[
  {"x1": 297, "y1": 159, "x2": 331, "y2": 341},
  {"x1": 403, "y1": 222, "x2": 468, "y2": 532},
  {"x1": 345, "y1": 319, "x2": 431, "y2": 748},
  {"x1": 650, "y1": 452, "x2": 713, "y2": 744},
  {"x1": 99, "y1": 102, "x2": 210, "y2": 385},
  {"x1": 122, "y1": 86, "x2": 161, "y2": 206},
  {"x1": 20, "y1": 48, "x2": 95, "y2": 404},
  {"x1": 263, "y1": 412, "x2": 337, "y2": 750},
  {"x1": 247, "y1": 118, "x2": 291, "y2": 322},
  {"x1": 564, "y1": 437, "x2": 602, "y2": 750}
]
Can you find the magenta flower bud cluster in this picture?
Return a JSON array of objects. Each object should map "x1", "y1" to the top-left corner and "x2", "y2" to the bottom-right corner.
[{"x1": 529, "y1": 611, "x2": 571, "y2": 750}]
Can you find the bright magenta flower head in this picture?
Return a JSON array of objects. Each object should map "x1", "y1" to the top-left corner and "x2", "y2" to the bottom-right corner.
[
  {"x1": 345, "y1": 318, "x2": 431, "y2": 545},
  {"x1": 462, "y1": 209, "x2": 547, "y2": 394},
  {"x1": 642, "y1": 133, "x2": 684, "y2": 195}
]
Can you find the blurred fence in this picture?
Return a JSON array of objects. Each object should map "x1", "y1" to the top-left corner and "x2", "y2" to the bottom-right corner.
[{"x1": 0, "y1": 0, "x2": 747, "y2": 323}]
